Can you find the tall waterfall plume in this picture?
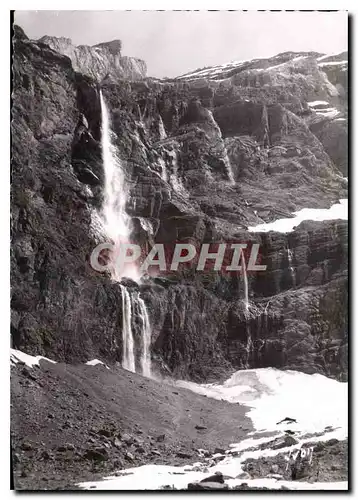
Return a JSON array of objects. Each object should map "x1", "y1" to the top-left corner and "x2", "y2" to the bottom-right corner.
[
  {"x1": 99, "y1": 90, "x2": 139, "y2": 282},
  {"x1": 99, "y1": 90, "x2": 151, "y2": 376}
]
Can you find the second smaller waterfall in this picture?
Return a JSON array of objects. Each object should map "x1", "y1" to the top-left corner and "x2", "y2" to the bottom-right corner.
[
  {"x1": 120, "y1": 285, "x2": 136, "y2": 373},
  {"x1": 245, "y1": 325, "x2": 253, "y2": 368},
  {"x1": 241, "y1": 250, "x2": 249, "y2": 311},
  {"x1": 137, "y1": 295, "x2": 152, "y2": 378},
  {"x1": 287, "y1": 248, "x2": 296, "y2": 286},
  {"x1": 120, "y1": 287, "x2": 152, "y2": 377}
]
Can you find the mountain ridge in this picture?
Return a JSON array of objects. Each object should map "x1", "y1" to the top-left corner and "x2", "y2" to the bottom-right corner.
[{"x1": 37, "y1": 34, "x2": 147, "y2": 81}]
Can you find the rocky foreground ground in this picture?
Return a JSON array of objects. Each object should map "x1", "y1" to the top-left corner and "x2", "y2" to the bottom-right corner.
[
  {"x1": 11, "y1": 359, "x2": 251, "y2": 490},
  {"x1": 11, "y1": 359, "x2": 347, "y2": 491}
]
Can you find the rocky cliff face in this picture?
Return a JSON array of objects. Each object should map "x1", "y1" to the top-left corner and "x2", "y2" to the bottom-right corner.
[
  {"x1": 11, "y1": 25, "x2": 348, "y2": 382},
  {"x1": 38, "y1": 34, "x2": 147, "y2": 81}
]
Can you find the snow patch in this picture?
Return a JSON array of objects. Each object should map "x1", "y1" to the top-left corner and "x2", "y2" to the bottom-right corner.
[
  {"x1": 85, "y1": 359, "x2": 109, "y2": 369},
  {"x1": 10, "y1": 348, "x2": 56, "y2": 368},
  {"x1": 316, "y1": 108, "x2": 340, "y2": 118},
  {"x1": 176, "y1": 60, "x2": 247, "y2": 80},
  {"x1": 318, "y1": 60, "x2": 348, "y2": 67},
  {"x1": 308, "y1": 101, "x2": 329, "y2": 107},
  {"x1": 177, "y1": 368, "x2": 347, "y2": 437},
  {"x1": 248, "y1": 199, "x2": 347, "y2": 233}
]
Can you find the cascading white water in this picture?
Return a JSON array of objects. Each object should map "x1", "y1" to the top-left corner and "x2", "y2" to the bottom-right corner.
[
  {"x1": 120, "y1": 284, "x2": 136, "y2": 373},
  {"x1": 168, "y1": 149, "x2": 188, "y2": 197},
  {"x1": 158, "y1": 115, "x2": 167, "y2": 140},
  {"x1": 263, "y1": 301, "x2": 270, "y2": 332},
  {"x1": 138, "y1": 217, "x2": 155, "y2": 236},
  {"x1": 99, "y1": 91, "x2": 151, "y2": 376},
  {"x1": 100, "y1": 91, "x2": 139, "y2": 282},
  {"x1": 245, "y1": 324, "x2": 253, "y2": 369},
  {"x1": 287, "y1": 248, "x2": 296, "y2": 286},
  {"x1": 241, "y1": 249, "x2": 251, "y2": 367},
  {"x1": 207, "y1": 109, "x2": 235, "y2": 184},
  {"x1": 157, "y1": 157, "x2": 168, "y2": 182},
  {"x1": 223, "y1": 150, "x2": 235, "y2": 185},
  {"x1": 241, "y1": 249, "x2": 249, "y2": 311},
  {"x1": 137, "y1": 295, "x2": 152, "y2": 378}
]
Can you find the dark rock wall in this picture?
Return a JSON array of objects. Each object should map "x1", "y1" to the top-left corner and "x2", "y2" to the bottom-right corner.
[{"x1": 11, "y1": 27, "x2": 348, "y2": 382}]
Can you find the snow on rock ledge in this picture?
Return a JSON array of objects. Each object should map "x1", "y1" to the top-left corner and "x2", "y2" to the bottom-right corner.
[
  {"x1": 85, "y1": 359, "x2": 110, "y2": 369},
  {"x1": 10, "y1": 348, "x2": 56, "y2": 368},
  {"x1": 248, "y1": 199, "x2": 347, "y2": 233}
]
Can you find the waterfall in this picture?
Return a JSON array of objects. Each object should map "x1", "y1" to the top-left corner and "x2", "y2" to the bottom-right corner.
[
  {"x1": 245, "y1": 326, "x2": 253, "y2": 368},
  {"x1": 207, "y1": 109, "x2": 235, "y2": 184},
  {"x1": 287, "y1": 248, "x2": 296, "y2": 286},
  {"x1": 241, "y1": 249, "x2": 251, "y2": 367},
  {"x1": 241, "y1": 249, "x2": 249, "y2": 311},
  {"x1": 138, "y1": 217, "x2": 155, "y2": 235},
  {"x1": 168, "y1": 149, "x2": 188, "y2": 197},
  {"x1": 158, "y1": 115, "x2": 167, "y2": 140},
  {"x1": 137, "y1": 295, "x2": 152, "y2": 377},
  {"x1": 120, "y1": 285, "x2": 135, "y2": 373},
  {"x1": 157, "y1": 157, "x2": 168, "y2": 182},
  {"x1": 223, "y1": 150, "x2": 235, "y2": 185},
  {"x1": 99, "y1": 91, "x2": 152, "y2": 376},
  {"x1": 99, "y1": 90, "x2": 139, "y2": 282},
  {"x1": 263, "y1": 300, "x2": 271, "y2": 333}
]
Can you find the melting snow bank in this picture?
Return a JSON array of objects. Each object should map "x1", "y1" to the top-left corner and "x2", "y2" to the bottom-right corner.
[
  {"x1": 85, "y1": 359, "x2": 109, "y2": 369},
  {"x1": 177, "y1": 368, "x2": 347, "y2": 437},
  {"x1": 248, "y1": 199, "x2": 347, "y2": 233},
  {"x1": 10, "y1": 349, "x2": 111, "y2": 370},
  {"x1": 78, "y1": 368, "x2": 347, "y2": 490},
  {"x1": 78, "y1": 430, "x2": 347, "y2": 491},
  {"x1": 10, "y1": 348, "x2": 56, "y2": 368},
  {"x1": 78, "y1": 460, "x2": 347, "y2": 491}
]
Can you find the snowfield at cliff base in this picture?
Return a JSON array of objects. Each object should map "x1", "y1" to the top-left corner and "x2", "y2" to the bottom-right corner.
[
  {"x1": 11, "y1": 348, "x2": 347, "y2": 490},
  {"x1": 77, "y1": 368, "x2": 347, "y2": 491}
]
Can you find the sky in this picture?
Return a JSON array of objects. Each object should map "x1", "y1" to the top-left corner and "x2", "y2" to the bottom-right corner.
[{"x1": 14, "y1": 11, "x2": 348, "y2": 78}]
